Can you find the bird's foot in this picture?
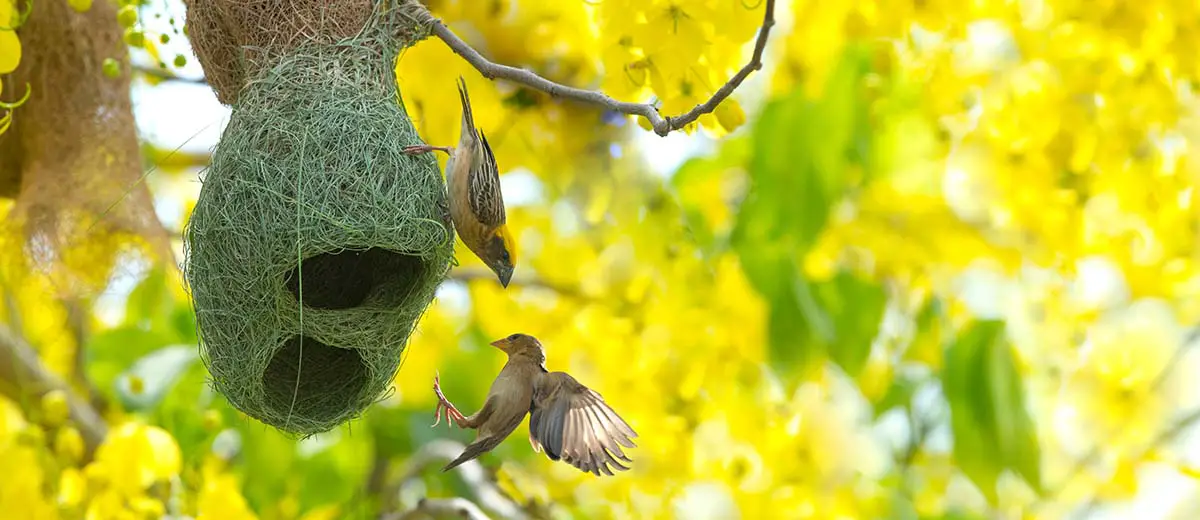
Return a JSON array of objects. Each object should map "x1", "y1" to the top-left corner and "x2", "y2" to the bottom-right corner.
[
  {"x1": 403, "y1": 144, "x2": 452, "y2": 156},
  {"x1": 431, "y1": 371, "x2": 467, "y2": 428}
]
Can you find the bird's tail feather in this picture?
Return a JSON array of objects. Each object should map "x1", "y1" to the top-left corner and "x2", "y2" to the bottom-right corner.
[
  {"x1": 456, "y1": 76, "x2": 476, "y2": 139},
  {"x1": 442, "y1": 435, "x2": 505, "y2": 472}
]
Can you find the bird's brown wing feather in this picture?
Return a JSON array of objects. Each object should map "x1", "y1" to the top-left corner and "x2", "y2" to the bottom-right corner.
[
  {"x1": 529, "y1": 371, "x2": 637, "y2": 476},
  {"x1": 468, "y1": 130, "x2": 505, "y2": 227}
]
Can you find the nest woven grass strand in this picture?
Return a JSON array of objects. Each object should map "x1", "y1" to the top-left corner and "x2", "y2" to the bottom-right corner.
[{"x1": 183, "y1": 4, "x2": 453, "y2": 435}]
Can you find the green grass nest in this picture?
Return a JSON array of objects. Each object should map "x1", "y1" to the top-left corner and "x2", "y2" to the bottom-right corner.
[{"x1": 182, "y1": 29, "x2": 453, "y2": 435}]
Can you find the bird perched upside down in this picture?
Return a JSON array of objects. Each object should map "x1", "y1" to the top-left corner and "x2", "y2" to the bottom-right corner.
[
  {"x1": 432, "y1": 333, "x2": 638, "y2": 476},
  {"x1": 403, "y1": 78, "x2": 515, "y2": 287}
]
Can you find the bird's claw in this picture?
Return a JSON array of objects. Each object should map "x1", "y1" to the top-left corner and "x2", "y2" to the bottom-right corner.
[
  {"x1": 431, "y1": 372, "x2": 466, "y2": 428},
  {"x1": 403, "y1": 144, "x2": 451, "y2": 156}
]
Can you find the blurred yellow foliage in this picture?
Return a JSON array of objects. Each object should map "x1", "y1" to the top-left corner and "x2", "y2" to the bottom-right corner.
[{"x1": 4, "y1": 0, "x2": 1200, "y2": 518}]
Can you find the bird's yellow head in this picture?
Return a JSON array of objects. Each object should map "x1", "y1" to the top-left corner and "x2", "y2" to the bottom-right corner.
[
  {"x1": 490, "y1": 333, "x2": 544, "y2": 361},
  {"x1": 480, "y1": 224, "x2": 517, "y2": 288}
]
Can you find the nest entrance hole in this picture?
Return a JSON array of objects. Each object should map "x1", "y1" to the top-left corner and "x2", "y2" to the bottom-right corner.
[
  {"x1": 284, "y1": 247, "x2": 427, "y2": 309},
  {"x1": 262, "y1": 335, "x2": 368, "y2": 425}
]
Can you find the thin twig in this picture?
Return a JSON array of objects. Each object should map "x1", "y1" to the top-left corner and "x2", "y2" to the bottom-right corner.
[
  {"x1": 383, "y1": 497, "x2": 492, "y2": 520},
  {"x1": 410, "y1": 0, "x2": 777, "y2": 136},
  {"x1": 381, "y1": 439, "x2": 527, "y2": 520},
  {"x1": 0, "y1": 324, "x2": 107, "y2": 458}
]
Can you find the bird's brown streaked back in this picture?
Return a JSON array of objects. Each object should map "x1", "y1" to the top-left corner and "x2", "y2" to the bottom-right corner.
[
  {"x1": 469, "y1": 131, "x2": 505, "y2": 227},
  {"x1": 431, "y1": 333, "x2": 638, "y2": 476}
]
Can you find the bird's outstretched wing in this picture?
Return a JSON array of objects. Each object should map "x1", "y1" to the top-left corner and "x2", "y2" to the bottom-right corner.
[{"x1": 528, "y1": 371, "x2": 637, "y2": 476}]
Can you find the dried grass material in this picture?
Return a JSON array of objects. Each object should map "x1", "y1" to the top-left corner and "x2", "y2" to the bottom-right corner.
[
  {"x1": 182, "y1": 6, "x2": 453, "y2": 435},
  {"x1": 0, "y1": 0, "x2": 170, "y2": 289},
  {"x1": 185, "y1": 0, "x2": 430, "y2": 105}
]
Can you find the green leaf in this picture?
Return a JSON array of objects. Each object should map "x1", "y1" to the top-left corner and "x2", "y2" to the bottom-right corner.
[
  {"x1": 986, "y1": 325, "x2": 1043, "y2": 492},
  {"x1": 125, "y1": 267, "x2": 172, "y2": 329},
  {"x1": 765, "y1": 288, "x2": 818, "y2": 372},
  {"x1": 867, "y1": 73, "x2": 940, "y2": 188},
  {"x1": 811, "y1": 271, "x2": 887, "y2": 376},
  {"x1": 887, "y1": 491, "x2": 920, "y2": 520},
  {"x1": 116, "y1": 344, "x2": 199, "y2": 411},
  {"x1": 942, "y1": 320, "x2": 1042, "y2": 503},
  {"x1": 731, "y1": 45, "x2": 875, "y2": 377},
  {"x1": 85, "y1": 325, "x2": 174, "y2": 396},
  {"x1": 292, "y1": 430, "x2": 372, "y2": 510},
  {"x1": 152, "y1": 360, "x2": 217, "y2": 463},
  {"x1": 238, "y1": 425, "x2": 299, "y2": 511},
  {"x1": 170, "y1": 304, "x2": 198, "y2": 344},
  {"x1": 234, "y1": 423, "x2": 373, "y2": 512},
  {"x1": 873, "y1": 373, "x2": 919, "y2": 418},
  {"x1": 670, "y1": 136, "x2": 750, "y2": 258}
]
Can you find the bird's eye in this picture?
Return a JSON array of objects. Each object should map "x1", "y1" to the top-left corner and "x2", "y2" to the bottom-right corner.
[
  {"x1": 501, "y1": 249, "x2": 510, "y2": 262},
  {"x1": 508, "y1": 333, "x2": 519, "y2": 340}
]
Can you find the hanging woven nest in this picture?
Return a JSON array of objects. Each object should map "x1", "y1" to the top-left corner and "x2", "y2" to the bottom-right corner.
[{"x1": 182, "y1": 0, "x2": 453, "y2": 435}]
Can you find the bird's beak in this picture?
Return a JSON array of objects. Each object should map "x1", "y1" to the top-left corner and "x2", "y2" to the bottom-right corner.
[
  {"x1": 489, "y1": 337, "x2": 508, "y2": 350},
  {"x1": 496, "y1": 266, "x2": 513, "y2": 288}
]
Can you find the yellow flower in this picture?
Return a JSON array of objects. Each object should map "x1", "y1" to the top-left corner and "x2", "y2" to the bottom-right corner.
[
  {"x1": 715, "y1": 98, "x2": 746, "y2": 132},
  {"x1": 0, "y1": 396, "x2": 27, "y2": 439},
  {"x1": 68, "y1": 0, "x2": 93, "y2": 13},
  {"x1": 0, "y1": 0, "x2": 20, "y2": 75},
  {"x1": 197, "y1": 456, "x2": 257, "y2": 520},
  {"x1": 40, "y1": 390, "x2": 70, "y2": 427},
  {"x1": 1056, "y1": 299, "x2": 1197, "y2": 460},
  {"x1": 55, "y1": 425, "x2": 85, "y2": 464},
  {"x1": 0, "y1": 440, "x2": 55, "y2": 519},
  {"x1": 202, "y1": 409, "x2": 223, "y2": 432},
  {"x1": 784, "y1": 376, "x2": 886, "y2": 484},
  {"x1": 58, "y1": 467, "x2": 86, "y2": 507},
  {"x1": 89, "y1": 422, "x2": 183, "y2": 497},
  {"x1": 85, "y1": 489, "x2": 135, "y2": 520}
]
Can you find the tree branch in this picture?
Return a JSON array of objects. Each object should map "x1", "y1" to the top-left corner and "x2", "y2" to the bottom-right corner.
[
  {"x1": 63, "y1": 298, "x2": 109, "y2": 416},
  {"x1": 409, "y1": 0, "x2": 777, "y2": 136},
  {"x1": 381, "y1": 439, "x2": 527, "y2": 520},
  {"x1": 383, "y1": 497, "x2": 492, "y2": 520},
  {"x1": 0, "y1": 323, "x2": 107, "y2": 458}
]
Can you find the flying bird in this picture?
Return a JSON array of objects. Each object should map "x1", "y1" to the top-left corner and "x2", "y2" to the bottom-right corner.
[
  {"x1": 403, "y1": 77, "x2": 515, "y2": 287},
  {"x1": 432, "y1": 333, "x2": 638, "y2": 476}
]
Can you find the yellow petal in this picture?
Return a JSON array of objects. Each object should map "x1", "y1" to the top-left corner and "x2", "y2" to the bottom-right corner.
[
  {"x1": 40, "y1": 390, "x2": 70, "y2": 427},
  {"x1": 57, "y1": 468, "x2": 87, "y2": 507},
  {"x1": 142, "y1": 425, "x2": 183, "y2": 480},
  {"x1": 714, "y1": 98, "x2": 746, "y2": 132},
  {"x1": 0, "y1": 396, "x2": 27, "y2": 440},
  {"x1": 55, "y1": 426, "x2": 85, "y2": 464},
  {"x1": 0, "y1": 30, "x2": 20, "y2": 74},
  {"x1": 68, "y1": 0, "x2": 93, "y2": 13},
  {"x1": 94, "y1": 422, "x2": 183, "y2": 492}
]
